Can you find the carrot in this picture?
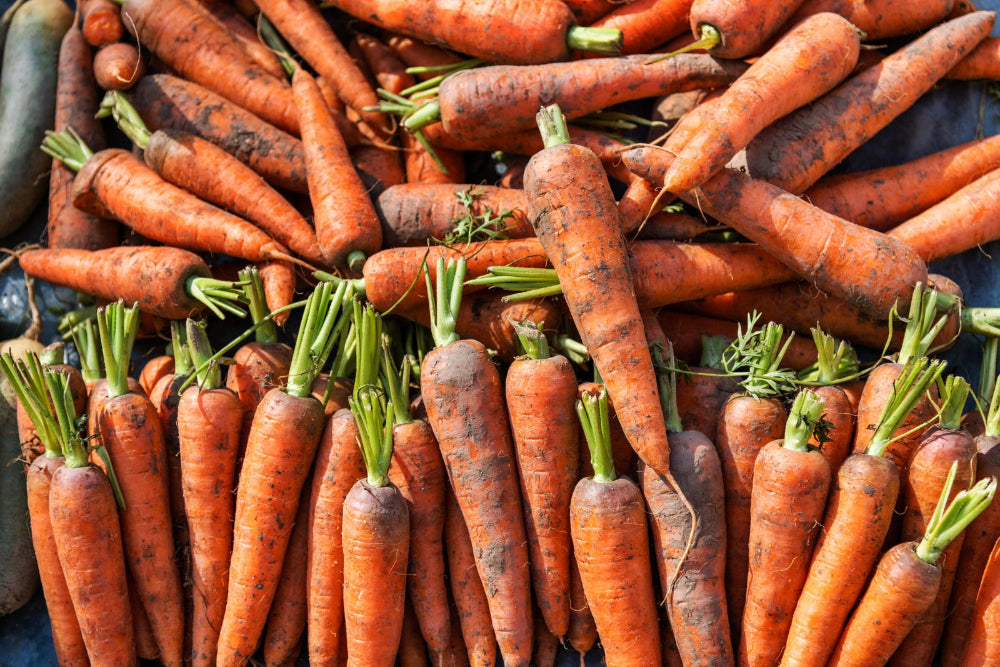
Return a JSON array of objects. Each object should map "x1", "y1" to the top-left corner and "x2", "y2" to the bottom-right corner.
[
  {"x1": 444, "y1": 487, "x2": 498, "y2": 667},
  {"x1": 129, "y1": 73, "x2": 310, "y2": 193},
  {"x1": 740, "y1": 390, "x2": 832, "y2": 667},
  {"x1": 127, "y1": 571, "x2": 160, "y2": 662},
  {"x1": 681, "y1": 0, "x2": 809, "y2": 59},
  {"x1": 384, "y1": 34, "x2": 465, "y2": 74},
  {"x1": 406, "y1": 54, "x2": 746, "y2": 143},
  {"x1": 342, "y1": 386, "x2": 411, "y2": 666},
  {"x1": 217, "y1": 281, "x2": 351, "y2": 666},
  {"x1": 95, "y1": 302, "x2": 184, "y2": 667},
  {"x1": 175, "y1": 320, "x2": 242, "y2": 667},
  {"x1": 92, "y1": 41, "x2": 144, "y2": 90},
  {"x1": 671, "y1": 337, "x2": 740, "y2": 443},
  {"x1": 785, "y1": 0, "x2": 959, "y2": 41},
  {"x1": 620, "y1": 152, "x2": 928, "y2": 319},
  {"x1": 800, "y1": 328, "x2": 859, "y2": 472},
  {"x1": 961, "y1": 531, "x2": 1000, "y2": 665},
  {"x1": 587, "y1": 0, "x2": 692, "y2": 55},
  {"x1": 352, "y1": 143, "x2": 406, "y2": 192},
  {"x1": 307, "y1": 408, "x2": 366, "y2": 666},
  {"x1": 571, "y1": 387, "x2": 661, "y2": 666},
  {"x1": 326, "y1": 0, "x2": 622, "y2": 65},
  {"x1": 292, "y1": 65, "x2": 382, "y2": 271},
  {"x1": 420, "y1": 257, "x2": 533, "y2": 665},
  {"x1": 712, "y1": 317, "x2": 792, "y2": 646},
  {"x1": 400, "y1": 598, "x2": 430, "y2": 667},
  {"x1": 120, "y1": 0, "x2": 300, "y2": 134},
  {"x1": 80, "y1": 0, "x2": 122, "y2": 46},
  {"x1": 741, "y1": 11, "x2": 996, "y2": 194},
  {"x1": 941, "y1": 391, "x2": 1000, "y2": 667},
  {"x1": 889, "y1": 375, "x2": 978, "y2": 666},
  {"x1": 780, "y1": 357, "x2": 946, "y2": 667},
  {"x1": 532, "y1": 607, "x2": 558, "y2": 667},
  {"x1": 566, "y1": 551, "x2": 597, "y2": 658},
  {"x1": 654, "y1": 12, "x2": 862, "y2": 194},
  {"x1": 138, "y1": 355, "x2": 174, "y2": 398},
  {"x1": 47, "y1": 18, "x2": 119, "y2": 251},
  {"x1": 504, "y1": 320, "x2": 579, "y2": 639},
  {"x1": 640, "y1": 339, "x2": 732, "y2": 667},
  {"x1": 18, "y1": 246, "x2": 247, "y2": 321},
  {"x1": 802, "y1": 133, "x2": 1000, "y2": 232},
  {"x1": 383, "y1": 352, "x2": 451, "y2": 659},
  {"x1": 194, "y1": 0, "x2": 286, "y2": 80},
  {"x1": 103, "y1": 90, "x2": 326, "y2": 266},
  {"x1": 948, "y1": 35, "x2": 1000, "y2": 79},
  {"x1": 829, "y1": 467, "x2": 996, "y2": 667}
]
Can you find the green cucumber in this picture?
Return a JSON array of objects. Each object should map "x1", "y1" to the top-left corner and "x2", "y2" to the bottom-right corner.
[{"x1": 0, "y1": 0, "x2": 72, "y2": 239}]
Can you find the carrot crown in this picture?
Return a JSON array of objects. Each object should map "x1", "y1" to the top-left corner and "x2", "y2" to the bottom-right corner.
[
  {"x1": 721, "y1": 313, "x2": 796, "y2": 400},
  {"x1": 977, "y1": 335, "x2": 997, "y2": 409},
  {"x1": 464, "y1": 265, "x2": 562, "y2": 302},
  {"x1": 937, "y1": 374, "x2": 970, "y2": 432},
  {"x1": 650, "y1": 339, "x2": 683, "y2": 435},
  {"x1": 577, "y1": 386, "x2": 616, "y2": 483},
  {"x1": 796, "y1": 327, "x2": 860, "y2": 386},
  {"x1": 426, "y1": 256, "x2": 467, "y2": 349},
  {"x1": 537, "y1": 104, "x2": 571, "y2": 149},
  {"x1": 381, "y1": 343, "x2": 413, "y2": 426},
  {"x1": 646, "y1": 23, "x2": 721, "y2": 63},
  {"x1": 352, "y1": 299, "x2": 383, "y2": 401},
  {"x1": 285, "y1": 281, "x2": 353, "y2": 398},
  {"x1": 39, "y1": 342, "x2": 64, "y2": 366},
  {"x1": 66, "y1": 315, "x2": 103, "y2": 385},
  {"x1": 170, "y1": 319, "x2": 193, "y2": 378},
  {"x1": 896, "y1": 283, "x2": 955, "y2": 365},
  {"x1": 39, "y1": 126, "x2": 93, "y2": 172},
  {"x1": 239, "y1": 265, "x2": 279, "y2": 346},
  {"x1": 96, "y1": 301, "x2": 141, "y2": 399},
  {"x1": 513, "y1": 318, "x2": 551, "y2": 360},
  {"x1": 98, "y1": 90, "x2": 151, "y2": 150},
  {"x1": 0, "y1": 351, "x2": 64, "y2": 460},
  {"x1": 866, "y1": 357, "x2": 947, "y2": 458},
  {"x1": 916, "y1": 462, "x2": 997, "y2": 564},
  {"x1": 351, "y1": 385, "x2": 395, "y2": 488},
  {"x1": 783, "y1": 390, "x2": 827, "y2": 453},
  {"x1": 186, "y1": 319, "x2": 222, "y2": 390}
]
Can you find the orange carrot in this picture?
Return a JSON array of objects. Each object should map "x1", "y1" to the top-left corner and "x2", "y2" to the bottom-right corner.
[
  {"x1": 961, "y1": 531, "x2": 1000, "y2": 665},
  {"x1": 949, "y1": 35, "x2": 1000, "y2": 79},
  {"x1": 262, "y1": 482, "x2": 311, "y2": 667},
  {"x1": 785, "y1": 0, "x2": 959, "y2": 41},
  {"x1": 194, "y1": 0, "x2": 286, "y2": 79},
  {"x1": 685, "y1": 0, "x2": 809, "y2": 58},
  {"x1": 92, "y1": 41, "x2": 144, "y2": 90},
  {"x1": 587, "y1": 0, "x2": 692, "y2": 54},
  {"x1": 80, "y1": 0, "x2": 122, "y2": 46}
]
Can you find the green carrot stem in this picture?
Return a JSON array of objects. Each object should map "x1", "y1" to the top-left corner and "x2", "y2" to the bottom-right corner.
[
  {"x1": 68, "y1": 317, "x2": 103, "y2": 384},
  {"x1": 978, "y1": 336, "x2": 998, "y2": 406},
  {"x1": 651, "y1": 340, "x2": 683, "y2": 435},
  {"x1": 937, "y1": 374, "x2": 970, "y2": 432},
  {"x1": 897, "y1": 284, "x2": 952, "y2": 365},
  {"x1": 240, "y1": 266, "x2": 279, "y2": 344},
  {"x1": 402, "y1": 99, "x2": 441, "y2": 133},
  {"x1": 0, "y1": 352, "x2": 61, "y2": 459},
  {"x1": 98, "y1": 90, "x2": 152, "y2": 149},
  {"x1": 553, "y1": 334, "x2": 589, "y2": 366},
  {"x1": 576, "y1": 386, "x2": 615, "y2": 483},
  {"x1": 58, "y1": 305, "x2": 96, "y2": 337},
  {"x1": 866, "y1": 357, "x2": 947, "y2": 459},
  {"x1": 169, "y1": 319, "x2": 192, "y2": 377},
  {"x1": 352, "y1": 299, "x2": 384, "y2": 399},
  {"x1": 916, "y1": 462, "x2": 997, "y2": 563},
  {"x1": 350, "y1": 386, "x2": 395, "y2": 487},
  {"x1": 186, "y1": 319, "x2": 221, "y2": 390},
  {"x1": 381, "y1": 343, "x2": 412, "y2": 425},
  {"x1": 39, "y1": 127, "x2": 93, "y2": 172},
  {"x1": 536, "y1": 104, "x2": 571, "y2": 149},
  {"x1": 257, "y1": 14, "x2": 296, "y2": 77},
  {"x1": 565, "y1": 25, "x2": 623, "y2": 55},
  {"x1": 783, "y1": 390, "x2": 827, "y2": 453},
  {"x1": 721, "y1": 312, "x2": 796, "y2": 400},
  {"x1": 645, "y1": 23, "x2": 720, "y2": 63},
  {"x1": 426, "y1": 256, "x2": 466, "y2": 349},
  {"x1": 96, "y1": 301, "x2": 141, "y2": 398},
  {"x1": 512, "y1": 318, "x2": 550, "y2": 360},
  {"x1": 286, "y1": 281, "x2": 353, "y2": 398},
  {"x1": 465, "y1": 266, "x2": 561, "y2": 301}
]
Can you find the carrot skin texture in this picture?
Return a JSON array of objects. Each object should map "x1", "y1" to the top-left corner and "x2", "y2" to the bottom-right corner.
[
  {"x1": 689, "y1": 0, "x2": 809, "y2": 58},
  {"x1": 388, "y1": 419, "x2": 451, "y2": 656},
  {"x1": 807, "y1": 384, "x2": 856, "y2": 473},
  {"x1": 961, "y1": 535, "x2": 1000, "y2": 665},
  {"x1": 566, "y1": 553, "x2": 597, "y2": 656},
  {"x1": 93, "y1": 41, "x2": 145, "y2": 91},
  {"x1": 505, "y1": 353, "x2": 579, "y2": 638},
  {"x1": 421, "y1": 339, "x2": 533, "y2": 666},
  {"x1": 740, "y1": 441, "x2": 831, "y2": 667},
  {"x1": 80, "y1": 0, "x2": 123, "y2": 47},
  {"x1": 99, "y1": 391, "x2": 184, "y2": 667},
  {"x1": 587, "y1": 0, "x2": 691, "y2": 55},
  {"x1": 571, "y1": 476, "x2": 662, "y2": 666},
  {"x1": 437, "y1": 54, "x2": 747, "y2": 142},
  {"x1": 743, "y1": 11, "x2": 996, "y2": 194},
  {"x1": 292, "y1": 67, "x2": 382, "y2": 268},
  {"x1": 176, "y1": 386, "x2": 241, "y2": 667},
  {"x1": 641, "y1": 432, "x2": 731, "y2": 667},
  {"x1": 49, "y1": 464, "x2": 137, "y2": 666},
  {"x1": 193, "y1": 0, "x2": 286, "y2": 80},
  {"x1": 342, "y1": 480, "x2": 410, "y2": 666},
  {"x1": 131, "y1": 73, "x2": 309, "y2": 193},
  {"x1": 949, "y1": 35, "x2": 1000, "y2": 79},
  {"x1": 218, "y1": 389, "x2": 326, "y2": 666},
  {"x1": 780, "y1": 453, "x2": 900, "y2": 667},
  {"x1": 262, "y1": 482, "x2": 311, "y2": 667},
  {"x1": 224, "y1": 341, "x2": 293, "y2": 459},
  {"x1": 26, "y1": 456, "x2": 89, "y2": 667},
  {"x1": 787, "y1": 0, "x2": 958, "y2": 40},
  {"x1": 308, "y1": 409, "x2": 366, "y2": 666}
]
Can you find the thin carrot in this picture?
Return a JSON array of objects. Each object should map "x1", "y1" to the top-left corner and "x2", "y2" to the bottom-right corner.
[
  {"x1": 742, "y1": 11, "x2": 996, "y2": 194},
  {"x1": 566, "y1": 554, "x2": 597, "y2": 657},
  {"x1": 138, "y1": 355, "x2": 173, "y2": 398},
  {"x1": 352, "y1": 143, "x2": 406, "y2": 192},
  {"x1": 96, "y1": 302, "x2": 184, "y2": 667},
  {"x1": 400, "y1": 597, "x2": 430, "y2": 667},
  {"x1": 740, "y1": 389, "x2": 831, "y2": 667},
  {"x1": 829, "y1": 467, "x2": 996, "y2": 667},
  {"x1": 194, "y1": 0, "x2": 286, "y2": 79},
  {"x1": 785, "y1": 0, "x2": 959, "y2": 41},
  {"x1": 586, "y1": 0, "x2": 692, "y2": 55},
  {"x1": 217, "y1": 281, "x2": 351, "y2": 666},
  {"x1": 571, "y1": 387, "x2": 661, "y2": 666},
  {"x1": 800, "y1": 328, "x2": 859, "y2": 472}
]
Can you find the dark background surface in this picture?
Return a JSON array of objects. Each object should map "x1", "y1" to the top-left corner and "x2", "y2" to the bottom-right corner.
[{"x1": 4, "y1": 1, "x2": 1000, "y2": 665}]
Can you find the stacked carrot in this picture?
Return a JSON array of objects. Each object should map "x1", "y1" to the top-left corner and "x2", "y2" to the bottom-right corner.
[{"x1": 8, "y1": 0, "x2": 1000, "y2": 664}]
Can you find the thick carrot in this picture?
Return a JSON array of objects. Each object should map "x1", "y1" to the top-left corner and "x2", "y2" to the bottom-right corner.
[
  {"x1": 105, "y1": 90, "x2": 325, "y2": 266},
  {"x1": 655, "y1": 12, "x2": 861, "y2": 194},
  {"x1": 121, "y1": 0, "x2": 300, "y2": 134},
  {"x1": 262, "y1": 482, "x2": 311, "y2": 667},
  {"x1": 80, "y1": 0, "x2": 123, "y2": 46},
  {"x1": 740, "y1": 390, "x2": 831, "y2": 667},
  {"x1": 785, "y1": 0, "x2": 958, "y2": 41},
  {"x1": 443, "y1": 488, "x2": 498, "y2": 667},
  {"x1": 802, "y1": 133, "x2": 1000, "y2": 231},
  {"x1": 587, "y1": 0, "x2": 691, "y2": 54},
  {"x1": 19, "y1": 246, "x2": 246, "y2": 322},
  {"x1": 130, "y1": 73, "x2": 310, "y2": 193},
  {"x1": 571, "y1": 388, "x2": 661, "y2": 666},
  {"x1": 685, "y1": 0, "x2": 808, "y2": 58},
  {"x1": 47, "y1": 19, "x2": 119, "y2": 251},
  {"x1": 621, "y1": 150, "x2": 928, "y2": 319},
  {"x1": 505, "y1": 321, "x2": 579, "y2": 639},
  {"x1": 92, "y1": 41, "x2": 144, "y2": 91},
  {"x1": 742, "y1": 11, "x2": 996, "y2": 194},
  {"x1": 217, "y1": 282, "x2": 350, "y2": 666},
  {"x1": 195, "y1": 0, "x2": 286, "y2": 79},
  {"x1": 420, "y1": 258, "x2": 533, "y2": 665},
  {"x1": 413, "y1": 54, "x2": 746, "y2": 143},
  {"x1": 830, "y1": 469, "x2": 996, "y2": 667},
  {"x1": 95, "y1": 303, "x2": 184, "y2": 667},
  {"x1": 176, "y1": 320, "x2": 242, "y2": 667},
  {"x1": 292, "y1": 66, "x2": 382, "y2": 270},
  {"x1": 307, "y1": 408, "x2": 366, "y2": 666}
]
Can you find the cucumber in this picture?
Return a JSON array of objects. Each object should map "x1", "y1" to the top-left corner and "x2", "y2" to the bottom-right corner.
[
  {"x1": 0, "y1": 0, "x2": 72, "y2": 239},
  {"x1": 0, "y1": 373, "x2": 39, "y2": 616}
]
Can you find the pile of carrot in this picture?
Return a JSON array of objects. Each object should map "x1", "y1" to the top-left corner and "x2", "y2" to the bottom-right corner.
[{"x1": 7, "y1": 0, "x2": 1000, "y2": 665}]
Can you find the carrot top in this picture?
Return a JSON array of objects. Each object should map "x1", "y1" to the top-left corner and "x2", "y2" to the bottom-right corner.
[
  {"x1": 797, "y1": 328, "x2": 860, "y2": 386},
  {"x1": 350, "y1": 386, "x2": 395, "y2": 488},
  {"x1": 936, "y1": 374, "x2": 971, "y2": 431},
  {"x1": 650, "y1": 339, "x2": 683, "y2": 435},
  {"x1": 381, "y1": 343, "x2": 412, "y2": 426},
  {"x1": 720, "y1": 313, "x2": 796, "y2": 400},
  {"x1": 512, "y1": 318, "x2": 551, "y2": 360},
  {"x1": 916, "y1": 462, "x2": 997, "y2": 564},
  {"x1": 896, "y1": 284, "x2": 957, "y2": 365},
  {"x1": 782, "y1": 390, "x2": 827, "y2": 453},
  {"x1": 97, "y1": 90, "x2": 152, "y2": 149},
  {"x1": 426, "y1": 256, "x2": 466, "y2": 349},
  {"x1": 185, "y1": 319, "x2": 222, "y2": 390},
  {"x1": 976, "y1": 336, "x2": 997, "y2": 409},
  {"x1": 866, "y1": 357, "x2": 947, "y2": 458},
  {"x1": 464, "y1": 265, "x2": 562, "y2": 302},
  {"x1": 285, "y1": 281, "x2": 353, "y2": 398},
  {"x1": 95, "y1": 300, "x2": 140, "y2": 399},
  {"x1": 352, "y1": 299, "x2": 383, "y2": 400},
  {"x1": 985, "y1": 374, "x2": 1000, "y2": 439},
  {"x1": 66, "y1": 315, "x2": 103, "y2": 385},
  {"x1": 577, "y1": 386, "x2": 615, "y2": 482}
]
